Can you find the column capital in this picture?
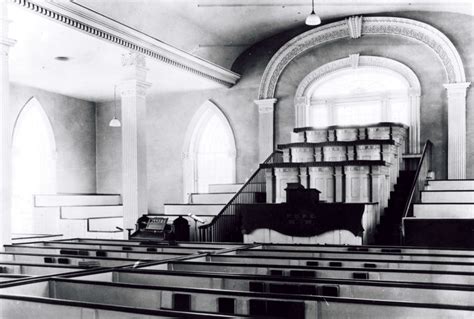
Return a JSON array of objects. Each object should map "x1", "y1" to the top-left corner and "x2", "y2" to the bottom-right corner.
[
  {"x1": 121, "y1": 51, "x2": 149, "y2": 82},
  {"x1": 444, "y1": 82, "x2": 471, "y2": 98},
  {"x1": 254, "y1": 98, "x2": 277, "y2": 114}
]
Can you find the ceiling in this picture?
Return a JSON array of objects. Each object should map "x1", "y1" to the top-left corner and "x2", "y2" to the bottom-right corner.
[{"x1": 7, "y1": 0, "x2": 474, "y2": 102}]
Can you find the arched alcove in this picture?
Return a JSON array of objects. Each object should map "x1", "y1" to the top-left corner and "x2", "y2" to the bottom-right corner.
[
  {"x1": 183, "y1": 100, "x2": 236, "y2": 201},
  {"x1": 294, "y1": 55, "x2": 421, "y2": 152},
  {"x1": 12, "y1": 97, "x2": 57, "y2": 234}
]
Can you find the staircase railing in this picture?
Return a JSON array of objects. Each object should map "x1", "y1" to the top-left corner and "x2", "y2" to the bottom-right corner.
[
  {"x1": 401, "y1": 140, "x2": 432, "y2": 240},
  {"x1": 198, "y1": 151, "x2": 283, "y2": 242}
]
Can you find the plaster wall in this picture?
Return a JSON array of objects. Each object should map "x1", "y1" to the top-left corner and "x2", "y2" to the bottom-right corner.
[
  {"x1": 10, "y1": 83, "x2": 97, "y2": 193},
  {"x1": 96, "y1": 87, "x2": 259, "y2": 214},
  {"x1": 95, "y1": 101, "x2": 122, "y2": 194}
]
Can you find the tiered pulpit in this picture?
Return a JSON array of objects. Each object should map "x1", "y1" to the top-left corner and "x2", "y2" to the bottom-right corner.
[{"x1": 261, "y1": 123, "x2": 408, "y2": 228}]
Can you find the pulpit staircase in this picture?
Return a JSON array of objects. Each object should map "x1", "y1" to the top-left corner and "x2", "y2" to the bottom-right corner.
[{"x1": 374, "y1": 170, "x2": 415, "y2": 245}]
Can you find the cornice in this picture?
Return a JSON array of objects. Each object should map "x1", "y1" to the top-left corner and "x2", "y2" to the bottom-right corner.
[
  {"x1": 11, "y1": 0, "x2": 241, "y2": 87},
  {"x1": 259, "y1": 16, "x2": 466, "y2": 99}
]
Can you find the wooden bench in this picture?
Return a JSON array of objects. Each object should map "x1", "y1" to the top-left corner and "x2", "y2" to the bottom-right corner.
[
  {"x1": 83, "y1": 268, "x2": 474, "y2": 306},
  {"x1": 1, "y1": 277, "x2": 471, "y2": 318},
  {"x1": 166, "y1": 260, "x2": 474, "y2": 285},
  {"x1": 208, "y1": 254, "x2": 474, "y2": 272}
]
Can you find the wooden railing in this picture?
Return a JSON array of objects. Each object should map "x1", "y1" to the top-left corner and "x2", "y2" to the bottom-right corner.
[
  {"x1": 198, "y1": 151, "x2": 283, "y2": 242},
  {"x1": 401, "y1": 140, "x2": 433, "y2": 240}
]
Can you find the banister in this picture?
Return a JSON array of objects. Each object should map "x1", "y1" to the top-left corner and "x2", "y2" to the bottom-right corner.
[
  {"x1": 200, "y1": 150, "x2": 281, "y2": 229},
  {"x1": 198, "y1": 150, "x2": 283, "y2": 241},
  {"x1": 401, "y1": 140, "x2": 433, "y2": 238}
]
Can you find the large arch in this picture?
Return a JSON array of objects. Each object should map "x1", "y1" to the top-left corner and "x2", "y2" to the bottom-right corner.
[
  {"x1": 259, "y1": 16, "x2": 465, "y2": 99},
  {"x1": 294, "y1": 55, "x2": 421, "y2": 153},
  {"x1": 11, "y1": 97, "x2": 57, "y2": 233},
  {"x1": 256, "y1": 15, "x2": 470, "y2": 178},
  {"x1": 182, "y1": 100, "x2": 236, "y2": 201}
]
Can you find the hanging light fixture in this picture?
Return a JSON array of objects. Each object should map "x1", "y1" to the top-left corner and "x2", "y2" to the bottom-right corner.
[
  {"x1": 109, "y1": 85, "x2": 121, "y2": 127},
  {"x1": 305, "y1": 0, "x2": 321, "y2": 26}
]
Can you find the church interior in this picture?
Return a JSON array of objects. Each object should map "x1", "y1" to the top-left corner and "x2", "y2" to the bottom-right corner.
[{"x1": 0, "y1": 0, "x2": 473, "y2": 317}]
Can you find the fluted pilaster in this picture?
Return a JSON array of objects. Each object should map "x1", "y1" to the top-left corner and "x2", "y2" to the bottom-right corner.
[
  {"x1": 408, "y1": 89, "x2": 421, "y2": 153},
  {"x1": 119, "y1": 52, "x2": 151, "y2": 231},
  {"x1": 444, "y1": 82, "x2": 470, "y2": 179},
  {"x1": 255, "y1": 98, "x2": 277, "y2": 162}
]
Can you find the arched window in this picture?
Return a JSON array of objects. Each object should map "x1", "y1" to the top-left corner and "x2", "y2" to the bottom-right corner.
[
  {"x1": 307, "y1": 68, "x2": 411, "y2": 127},
  {"x1": 183, "y1": 101, "x2": 236, "y2": 201},
  {"x1": 12, "y1": 98, "x2": 57, "y2": 234}
]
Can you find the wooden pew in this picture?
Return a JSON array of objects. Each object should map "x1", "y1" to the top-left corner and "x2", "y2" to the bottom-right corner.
[
  {"x1": 234, "y1": 247, "x2": 474, "y2": 263},
  {"x1": 208, "y1": 254, "x2": 474, "y2": 272},
  {"x1": 78, "y1": 268, "x2": 474, "y2": 306},
  {"x1": 0, "y1": 261, "x2": 86, "y2": 276},
  {"x1": 252, "y1": 243, "x2": 474, "y2": 256},
  {"x1": 0, "y1": 252, "x2": 154, "y2": 268},
  {"x1": 8, "y1": 240, "x2": 224, "y2": 254},
  {"x1": 54, "y1": 238, "x2": 242, "y2": 249},
  {"x1": 1, "y1": 278, "x2": 471, "y2": 318},
  {"x1": 3, "y1": 245, "x2": 192, "y2": 260},
  {"x1": 0, "y1": 294, "x2": 238, "y2": 318},
  {"x1": 167, "y1": 260, "x2": 474, "y2": 285},
  {"x1": 0, "y1": 274, "x2": 31, "y2": 283}
]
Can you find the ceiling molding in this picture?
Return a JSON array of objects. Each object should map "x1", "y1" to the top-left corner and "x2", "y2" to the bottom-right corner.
[
  {"x1": 259, "y1": 16, "x2": 466, "y2": 99},
  {"x1": 11, "y1": 0, "x2": 241, "y2": 87}
]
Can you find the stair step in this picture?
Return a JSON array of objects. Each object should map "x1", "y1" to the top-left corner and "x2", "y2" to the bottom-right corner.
[
  {"x1": 190, "y1": 192, "x2": 235, "y2": 204},
  {"x1": 163, "y1": 204, "x2": 224, "y2": 216},
  {"x1": 414, "y1": 203, "x2": 474, "y2": 218},
  {"x1": 426, "y1": 180, "x2": 474, "y2": 191},
  {"x1": 60, "y1": 206, "x2": 123, "y2": 219},
  {"x1": 34, "y1": 194, "x2": 122, "y2": 207},
  {"x1": 208, "y1": 183, "x2": 244, "y2": 193},
  {"x1": 421, "y1": 190, "x2": 474, "y2": 203},
  {"x1": 88, "y1": 217, "x2": 123, "y2": 232}
]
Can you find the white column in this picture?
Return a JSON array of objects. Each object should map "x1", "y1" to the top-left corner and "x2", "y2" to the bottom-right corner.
[
  {"x1": 119, "y1": 52, "x2": 151, "y2": 231},
  {"x1": 294, "y1": 96, "x2": 309, "y2": 128},
  {"x1": 444, "y1": 82, "x2": 471, "y2": 179},
  {"x1": 408, "y1": 89, "x2": 421, "y2": 154},
  {"x1": 0, "y1": 1, "x2": 15, "y2": 250},
  {"x1": 254, "y1": 98, "x2": 276, "y2": 162}
]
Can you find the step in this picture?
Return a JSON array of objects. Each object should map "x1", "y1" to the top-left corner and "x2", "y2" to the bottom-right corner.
[
  {"x1": 163, "y1": 204, "x2": 224, "y2": 216},
  {"x1": 34, "y1": 194, "x2": 122, "y2": 207},
  {"x1": 403, "y1": 217, "x2": 474, "y2": 249},
  {"x1": 60, "y1": 205, "x2": 123, "y2": 219},
  {"x1": 426, "y1": 180, "x2": 474, "y2": 191},
  {"x1": 88, "y1": 217, "x2": 123, "y2": 232},
  {"x1": 421, "y1": 190, "x2": 474, "y2": 203},
  {"x1": 190, "y1": 192, "x2": 235, "y2": 204},
  {"x1": 208, "y1": 183, "x2": 243, "y2": 193},
  {"x1": 59, "y1": 219, "x2": 123, "y2": 239},
  {"x1": 413, "y1": 203, "x2": 474, "y2": 218}
]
